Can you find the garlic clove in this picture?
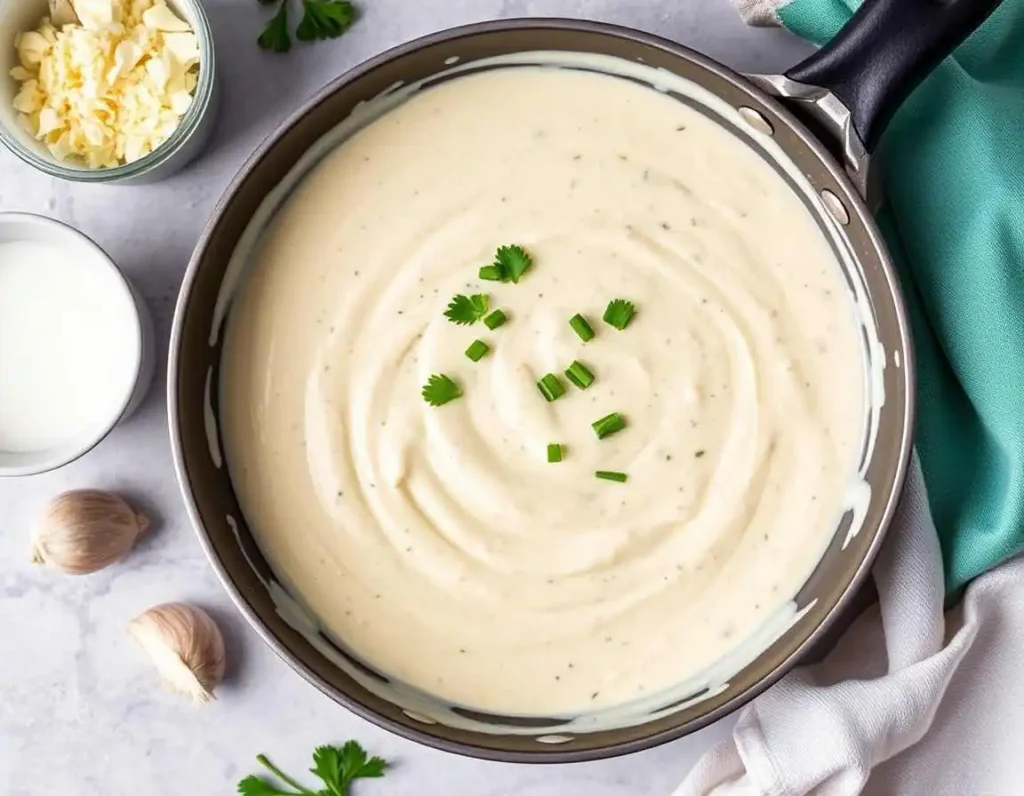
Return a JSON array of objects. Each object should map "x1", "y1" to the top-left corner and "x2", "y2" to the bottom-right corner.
[
  {"x1": 30, "y1": 489, "x2": 150, "y2": 575},
  {"x1": 129, "y1": 603, "x2": 226, "y2": 703}
]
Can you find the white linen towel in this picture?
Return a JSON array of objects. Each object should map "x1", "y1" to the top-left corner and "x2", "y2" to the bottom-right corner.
[{"x1": 674, "y1": 455, "x2": 1024, "y2": 795}]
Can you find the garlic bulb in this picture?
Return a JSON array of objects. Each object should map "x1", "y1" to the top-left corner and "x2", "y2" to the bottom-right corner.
[
  {"x1": 129, "y1": 603, "x2": 226, "y2": 703},
  {"x1": 30, "y1": 489, "x2": 150, "y2": 574}
]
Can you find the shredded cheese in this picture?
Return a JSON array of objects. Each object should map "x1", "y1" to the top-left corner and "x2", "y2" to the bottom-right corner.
[{"x1": 9, "y1": 0, "x2": 200, "y2": 168}]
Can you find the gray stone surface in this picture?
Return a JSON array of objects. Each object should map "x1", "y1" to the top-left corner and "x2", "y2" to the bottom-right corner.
[{"x1": 0, "y1": 3, "x2": 811, "y2": 793}]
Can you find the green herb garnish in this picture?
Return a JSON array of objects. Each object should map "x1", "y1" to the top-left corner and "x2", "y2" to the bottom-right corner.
[
  {"x1": 547, "y1": 443, "x2": 563, "y2": 463},
  {"x1": 493, "y1": 244, "x2": 533, "y2": 284},
  {"x1": 483, "y1": 309, "x2": 508, "y2": 329},
  {"x1": 296, "y1": 0, "x2": 356, "y2": 41},
  {"x1": 465, "y1": 340, "x2": 490, "y2": 362},
  {"x1": 422, "y1": 374, "x2": 462, "y2": 407},
  {"x1": 258, "y1": 0, "x2": 356, "y2": 53},
  {"x1": 478, "y1": 264, "x2": 504, "y2": 281},
  {"x1": 569, "y1": 313, "x2": 595, "y2": 342},
  {"x1": 595, "y1": 470, "x2": 628, "y2": 483},
  {"x1": 592, "y1": 412, "x2": 626, "y2": 439},
  {"x1": 537, "y1": 374, "x2": 566, "y2": 402},
  {"x1": 603, "y1": 299, "x2": 636, "y2": 331},
  {"x1": 565, "y1": 361, "x2": 595, "y2": 390},
  {"x1": 257, "y1": 0, "x2": 291, "y2": 52},
  {"x1": 444, "y1": 293, "x2": 489, "y2": 325},
  {"x1": 238, "y1": 740, "x2": 386, "y2": 795}
]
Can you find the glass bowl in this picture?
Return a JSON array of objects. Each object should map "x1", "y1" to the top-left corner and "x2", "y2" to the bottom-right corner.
[{"x1": 0, "y1": 0, "x2": 217, "y2": 183}]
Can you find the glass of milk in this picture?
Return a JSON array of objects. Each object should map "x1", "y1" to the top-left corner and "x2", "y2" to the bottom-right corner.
[{"x1": 0, "y1": 213, "x2": 155, "y2": 476}]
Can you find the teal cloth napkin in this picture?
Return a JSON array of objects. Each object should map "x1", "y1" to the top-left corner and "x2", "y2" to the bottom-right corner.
[{"x1": 777, "y1": 0, "x2": 1024, "y2": 593}]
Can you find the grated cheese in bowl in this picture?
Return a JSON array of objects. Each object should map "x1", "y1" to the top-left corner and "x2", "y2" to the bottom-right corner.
[{"x1": 9, "y1": 0, "x2": 201, "y2": 168}]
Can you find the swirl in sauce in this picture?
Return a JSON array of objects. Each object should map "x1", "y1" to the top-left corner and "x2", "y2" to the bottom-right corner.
[{"x1": 220, "y1": 66, "x2": 864, "y2": 715}]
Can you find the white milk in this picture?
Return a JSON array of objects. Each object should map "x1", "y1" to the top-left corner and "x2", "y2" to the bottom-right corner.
[{"x1": 0, "y1": 239, "x2": 139, "y2": 453}]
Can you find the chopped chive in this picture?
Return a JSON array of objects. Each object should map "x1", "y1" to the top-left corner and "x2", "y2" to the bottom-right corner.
[
  {"x1": 603, "y1": 299, "x2": 636, "y2": 331},
  {"x1": 695, "y1": 450, "x2": 706, "y2": 458},
  {"x1": 592, "y1": 412, "x2": 626, "y2": 439},
  {"x1": 547, "y1": 443, "x2": 563, "y2": 463},
  {"x1": 484, "y1": 309, "x2": 508, "y2": 329},
  {"x1": 565, "y1": 361, "x2": 595, "y2": 390},
  {"x1": 596, "y1": 470, "x2": 628, "y2": 483},
  {"x1": 569, "y1": 313, "x2": 595, "y2": 342},
  {"x1": 537, "y1": 373, "x2": 566, "y2": 402},
  {"x1": 479, "y1": 264, "x2": 505, "y2": 281},
  {"x1": 465, "y1": 340, "x2": 490, "y2": 362}
]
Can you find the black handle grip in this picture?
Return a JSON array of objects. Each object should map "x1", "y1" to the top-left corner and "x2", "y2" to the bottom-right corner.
[{"x1": 785, "y1": 0, "x2": 1001, "y2": 152}]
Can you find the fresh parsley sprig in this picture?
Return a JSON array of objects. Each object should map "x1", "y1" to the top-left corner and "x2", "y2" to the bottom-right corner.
[
  {"x1": 495, "y1": 244, "x2": 532, "y2": 283},
  {"x1": 422, "y1": 374, "x2": 462, "y2": 407},
  {"x1": 238, "y1": 741, "x2": 386, "y2": 796},
  {"x1": 444, "y1": 293, "x2": 489, "y2": 325},
  {"x1": 256, "y1": 0, "x2": 291, "y2": 52},
  {"x1": 297, "y1": 0, "x2": 356, "y2": 40},
  {"x1": 258, "y1": 0, "x2": 357, "y2": 53},
  {"x1": 478, "y1": 244, "x2": 533, "y2": 283}
]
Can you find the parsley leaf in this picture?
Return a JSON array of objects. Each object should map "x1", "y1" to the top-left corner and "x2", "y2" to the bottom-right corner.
[
  {"x1": 444, "y1": 293, "x2": 489, "y2": 325},
  {"x1": 236, "y1": 774, "x2": 296, "y2": 796},
  {"x1": 238, "y1": 743, "x2": 387, "y2": 796},
  {"x1": 296, "y1": 0, "x2": 356, "y2": 42},
  {"x1": 311, "y1": 746, "x2": 345, "y2": 794},
  {"x1": 337, "y1": 740, "x2": 387, "y2": 790},
  {"x1": 494, "y1": 244, "x2": 532, "y2": 283},
  {"x1": 257, "y1": 0, "x2": 292, "y2": 53},
  {"x1": 422, "y1": 374, "x2": 462, "y2": 407}
]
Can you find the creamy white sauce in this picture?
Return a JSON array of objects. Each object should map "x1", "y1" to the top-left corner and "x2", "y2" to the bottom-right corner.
[
  {"x1": 0, "y1": 239, "x2": 138, "y2": 453},
  {"x1": 219, "y1": 59, "x2": 870, "y2": 720}
]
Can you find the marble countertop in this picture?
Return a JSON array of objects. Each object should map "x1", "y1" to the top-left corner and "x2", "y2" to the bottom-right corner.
[{"x1": 0, "y1": 2, "x2": 811, "y2": 793}]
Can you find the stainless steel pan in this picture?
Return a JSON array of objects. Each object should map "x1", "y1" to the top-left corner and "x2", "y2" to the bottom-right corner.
[{"x1": 169, "y1": 0, "x2": 997, "y2": 762}]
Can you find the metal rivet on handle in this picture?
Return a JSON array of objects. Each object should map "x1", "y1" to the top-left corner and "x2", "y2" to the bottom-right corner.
[
  {"x1": 821, "y1": 189, "x2": 850, "y2": 225},
  {"x1": 738, "y1": 106, "x2": 774, "y2": 136}
]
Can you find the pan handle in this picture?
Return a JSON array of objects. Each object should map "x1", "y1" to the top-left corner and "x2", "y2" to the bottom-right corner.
[{"x1": 784, "y1": 0, "x2": 1001, "y2": 153}]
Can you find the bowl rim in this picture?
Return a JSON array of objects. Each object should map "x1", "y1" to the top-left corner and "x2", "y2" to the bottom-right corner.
[
  {"x1": 0, "y1": 0, "x2": 216, "y2": 182},
  {"x1": 0, "y1": 212, "x2": 146, "y2": 477},
  {"x1": 169, "y1": 17, "x2": 915, "y2": 762}
]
